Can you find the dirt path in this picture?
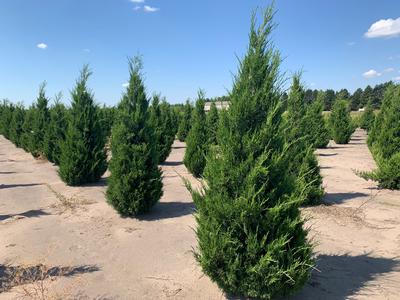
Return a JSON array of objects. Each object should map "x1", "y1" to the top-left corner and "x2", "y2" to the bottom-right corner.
[{"x1": 1, "y1": 129, "x2": 400, "y2": 299}]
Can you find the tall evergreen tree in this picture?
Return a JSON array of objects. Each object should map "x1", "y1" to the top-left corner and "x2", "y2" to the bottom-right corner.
[
  {"x1": 190, "y1": 7, "x2": 313, "y2": 299},
  {"x1": 184, "y1": 90, "x2": 208, "y2": 177},
  {"x1": 177, "y1": 100, "x2": 192, "y2": 142},
  {"x1": 107, "y1": 57, "x2": 162, "y2": 216},
  {"x1": 43, "y1": 93, "x2": 68, "y2": 164},
  {"x1": 59, "y1": 65, "x2": 107, "y2": 186},
  {"x1": 20, "y1": 105, "x2": 36, "y2": 152},
  {"x1": 0, "y1": 100, "x2": 14, "y2": 140},
  {"x1": 359, "y1": 100, "x2": 375, "y2": 131},
  {"x1": 350, "y1": 88, "x2": 363, "y2": 111},
  {"x1": 206, "y1": 101, "x2": 219, "y2": 145},
  {"x1": 9, "y1": 103, "x2": 25, "y2": 147},
  {"x1": 329, "y1": 99, "x2": 354, "y2": 144},
  {"x1": 304, "y1": 93, "x2": 330, "y2": 148},
  {"x1": 30, "y1": 82, "x2": 50, "y2": 157}
]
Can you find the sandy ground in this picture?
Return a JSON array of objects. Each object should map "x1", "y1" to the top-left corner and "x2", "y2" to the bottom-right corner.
[{"x1": 0, "y1": 129, "x2": 399, "y2": 299}]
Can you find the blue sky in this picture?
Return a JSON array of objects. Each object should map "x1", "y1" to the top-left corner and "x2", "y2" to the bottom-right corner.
[{"x1": 1, "y1": 0, "x2": 400, "y2": 106}]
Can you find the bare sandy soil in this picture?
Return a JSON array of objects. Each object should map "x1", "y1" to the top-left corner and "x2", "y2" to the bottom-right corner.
[{"x1": 0, "y1": 129, "x2": 399, "y2": 299}]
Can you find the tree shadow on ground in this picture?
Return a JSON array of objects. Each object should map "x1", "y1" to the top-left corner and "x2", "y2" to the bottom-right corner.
[
  {"x1": 320, "y1": 166, "x2": 332, "y2": 169},
  {"x1": 171, "y1": 146, "x2": 186, "y2": 149},
  {"x1": 290, "y1": 253, "x2": 400, "y2": 300},
  {"x1": 0, "y1": 209, "x2": 50, "y2": 221},
  {"x1": 161, "y1": 161, "x2": 183, "y2": 167},
  {"x1": 327, "y1": 146, "x2": 347, "y2": 150},
  {"x1": 0, "y1": 183, "x2": 42, "y2": 190},
  {"x1": 0, "y1": 264, "x2": 99, "y2": 293},
  {"x1": 0, "y1": 172, "x2": 17, "y2": 175},
  {"x1": 81, "y1": 177, "x2": 108, "y2": 188},
  {"x1": 324, "y1": 192, "x2": 369, "y2": 204},
  {"x1": 318, "y1": 153, "x2": 338, "y2": 157},
  {"x1": 138, "y1": 201, "x2": 195, "y2": 221}
]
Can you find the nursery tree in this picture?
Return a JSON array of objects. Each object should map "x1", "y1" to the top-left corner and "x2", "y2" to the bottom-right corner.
[
  {"x1": 20, "y1": 105, "x2": 36, "y2": 152},
  {"x1": 359, "y1": 100, "x2": 375, "y2": 131},
  {"x1": 286, "y1": 74, "x2": 324, "y2": 205},
  {"x1": 9, "y1": 103, "x2": 25, "y2": 147},
  {"x1": 107, "y1": 57, "x2": 162, "y2": 216},
  {"x1": 43, "y1": 93, "x2": 68, "y2": 164},
  {"x1": 0, "y1": 100, "x2": 14, "y2": 140},
  {"x1": 59, "y1": 65, "x2": 107, "y2": 186},
  {"x1": 190, "y1": 7, "x2": 313, "y2": 299},
  {"x1": 183, "y1": 90, "x2": 208, "y2": 177},
  {"x1": 177, "y1": 100, "x2": 192, "y2": 142},
  {"x1": 329, "y1": 99, "x2": 354, "y2": 144},
  {"x1": 304, "y1": 92, "x2": 330, "y2": 148},
  {"x1": 206, "y1": 101, "x2": 219, "y2": 145},
  {"x1": 30, "y1": 82, "x2": 50, "y2": 157}
]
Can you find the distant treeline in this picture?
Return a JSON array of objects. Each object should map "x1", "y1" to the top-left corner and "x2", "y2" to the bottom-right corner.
[{"x1": 205, "y1": 81, "x2": 394, "y2": 111}]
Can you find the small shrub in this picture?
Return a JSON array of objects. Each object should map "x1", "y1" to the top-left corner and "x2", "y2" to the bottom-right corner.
[
  {"x1": 177, "y1": 100, "x2": 192, "y2": 142},
  {"x1": 329, "y1": 99, "x2": 354, "y2": 144}
]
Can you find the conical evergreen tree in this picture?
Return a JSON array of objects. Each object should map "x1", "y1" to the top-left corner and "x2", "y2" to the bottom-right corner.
[
  {"x1": 329, "y1": 99, "x2": 354, "y2": 144},
  {"x1": 304, "y1": 93, "x2": 330, "y2": 148},
  {"x1": 206, "y1": 101, "x2": 219, "y2": 145},
  {"x1": 20, "y1": 105, "x2": 36, "y2": 152},
  {"x1": 0, "y1": 100, "x2": 14, "y2": 140},
  {"x1": 59, "y1": 65, "x2": 107, "y2": 186},
  {"x1": 43, "y1": 93, "x2": 68, "y2": 164},
  {"x1": 286, "y1": 74, "x2": 324, "y2": 205},
  {"x1": 190, "y1": 7, "x2": 313, "y2": 299},
  {"x1": 359, "y1": 100, "x2": 375, "y2": 131},
  {"x1": 177, "y1": 100, "x2": 192, "y2": 142},
  {"x1": 184, "y1": 90, "x2": 208, "y2": 177},
  {"x1": 30, "y1": 82, "x2": 50, "y2": 157},
  {"x1": 107, "y1": 57, "x2": 162, "y2": 216},
  {"x1": 9, "y1": 103, "x2": 25, "y2": 147}
]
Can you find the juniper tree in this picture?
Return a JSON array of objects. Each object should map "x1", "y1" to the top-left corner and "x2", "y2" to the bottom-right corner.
[
  {"x1": 190, "y1": 7, "x2": 313, "y2": 299},
  {"x1": 0, "y1": 100, "x2": 14, "y2": 139},
  {"x1": 43, "y1": 93, "x2": 68, "y2": 164},
  {"x1": 9, "y1": 103, "x2": 25, "y2": 147},
  {"x1": 359, "y1": 100, "x2": 375, "y2": 131},
  {"x1": 59, "y1": 66, "x2": 107, "y2": 186},
  {"x1": 329, "y1": 99, "x2": 354, "y2": 144},
  {"x1": 30, "y1": 82, "x2": 50, "y2": 157},
  {"x1": 286, "y1": 74, "x2": 324, "y2": 205},
  {"x1": 20, "y1": 105, "x2": 36, "y2": 152},
  {"x1": 304, "y1": 93, "x2": 330, "y2": 148},
  {"x1": 206, "y1": 101, "x2": 219, "y2": 145},
  {"x1": 184, "y1": 90, "x2": 208, "y2": 177},
  {"x1": 107, "y1": 57, "x2": 162, "y2": 216},
  {"x1": 177, "y1": 100, "x2": 192, "y2": 142},
  {"x1": 361, "y1": 85, "x2": 400, "y2": 189}
]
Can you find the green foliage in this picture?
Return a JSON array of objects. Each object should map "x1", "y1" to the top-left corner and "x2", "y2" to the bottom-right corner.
[
  {"x1": 304, "y1": 94, "x2": 330, "y2": 148},
  {"x1": 206, "y1": 101, "x2": 219, "y2": 145},
  {"x1": 107, "y1": 57, "x2": 162, "y2": 216},
  {"x1": 43, "y1": 94, "x2": 68, "y2": 164},
  {"x1": 183, "y1": 91, "x2": 208, "y2": 177},
  {"x1": 9, "y1": 103, "x2": 25, "y2": 147},
  {"x1": 59, "y1": 65, "x2": 107, "y2": 186},
  {"x1": 98, "y1": 104, "x2": 116, "y2": 139},
  {"x1": 191, "y1": 7, "x2": 313, "y2": 299},
  {"x1": 359, "y1": 101, "x2": 375, "y2": 131},
  {"x1": 0, "y1": 100, "x2": 14, "y2": 139},
  {"x1": 149, "y1": 95, "x2": 176, "y2": 163},
  {"x1": 177, "y1": 100, "x2": 192, "y2": 142},
  {"x1": 363, "y1": 85, "x2": 400, "y2": 189},
  {"x1": 329, "y1": 99, "x2": 354, "y2": 144},
  {"x1": 20, "y1": 105, "x2": 36, "y2": 152}
]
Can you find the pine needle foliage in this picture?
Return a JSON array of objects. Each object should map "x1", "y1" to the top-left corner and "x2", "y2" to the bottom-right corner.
[
  {"x1": 359, "y1": 100, "x2": 375, "y2": 131},
  {"x1": 107, "y1": 57, "x2": 163, "y2": 216},
  {"x1": 190, "y1": 7, "x2": 313, "y2": 299},
  {"x1": 177, "y1": 100, "x2": 192, "y2": 142},
  {"x1": 304, "y1": 94, "x2": 330, "y2": 148},
  {"x1": 9, "y1": 103, "x2": 25, "y2": 147},
  {"x1": 59, "y1": 65, "x2": 107, "y2": 186},
  {"x1": 20, "y1": 105, "x2": 36, "y2": 152},
  {"x1": 43, "y1": 94, "x2": 68, "y2": 164},
  {"x1": 329, "y1": 99, "x2": 354, "y2": 144},
  {"x1": 184, "y1": 90, "x2": 208, "y2": 177},
  {"x1": 206, "y1": 101, "x2": 219, "y2": 145}
]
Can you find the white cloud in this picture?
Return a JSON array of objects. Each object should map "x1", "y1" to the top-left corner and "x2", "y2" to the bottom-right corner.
[
  {"x1": 144, "y1": 5, "x2": 159, "y2": 12},
  {"x1": 365, "y1": 17, "x2": 400, "y2": 38},
  {"x1": 83, "y1": 48, "x2": 91, "y2": 53},
  {"x1": 362, "y1": 69, "x2": 382, "y2": 79},
  {"x1": 384, "y1": 67, "x2": 395, "y2": 73},
  {"x1": 347, "y1": 41, "x2": 356, "y2": 46},
  {"x1": 393, "y1": 76, "x2": 400, "y2": 81},
  {"x1": 133, "y1": 5, "x2": 141, "y2": 11},
  {"x1": 122, "y1": 82, "x2": 129, "y2": 88},
  {"x1": 37, "y1": 43, "x2": 48, "y2": 49},
  {"x1": 130, "y1": 0, "x2": 144, "y2": 3}
]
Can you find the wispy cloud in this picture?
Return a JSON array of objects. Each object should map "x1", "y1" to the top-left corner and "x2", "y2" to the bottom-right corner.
[
  {"x1": 362, "y1": 69, "x2": 382, "y2": 79},
  {"x1": 122, "y1": 82, "x2": 129, "y2": 88},
  {"x1": 83, "y1": 48, "x2": 91, "y2": 53},
  {"x1": 133, "y1": 5, "x2": 141, "y2": 11},
  {"x1": 393, "y1": 76, "x2": 400, "y2": 81},
  {"x1": 384, "y1": 67, "x2": 395, "y2": 73},
  {"x1": 144, "y1": 5, "x2": 159, "y2": 12},
  {"x1": 347, "y1": 41, "x2": 356, "y2": 46},
  {"x1": 365, "y1": 17, "x2": 400, "y2": 38},
  {"x1": 37, "y1": 43, "x2": 48, "y2": 49},
  {"x1": 130, "y1": 0, "x2": 144, "y2": 3}
]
